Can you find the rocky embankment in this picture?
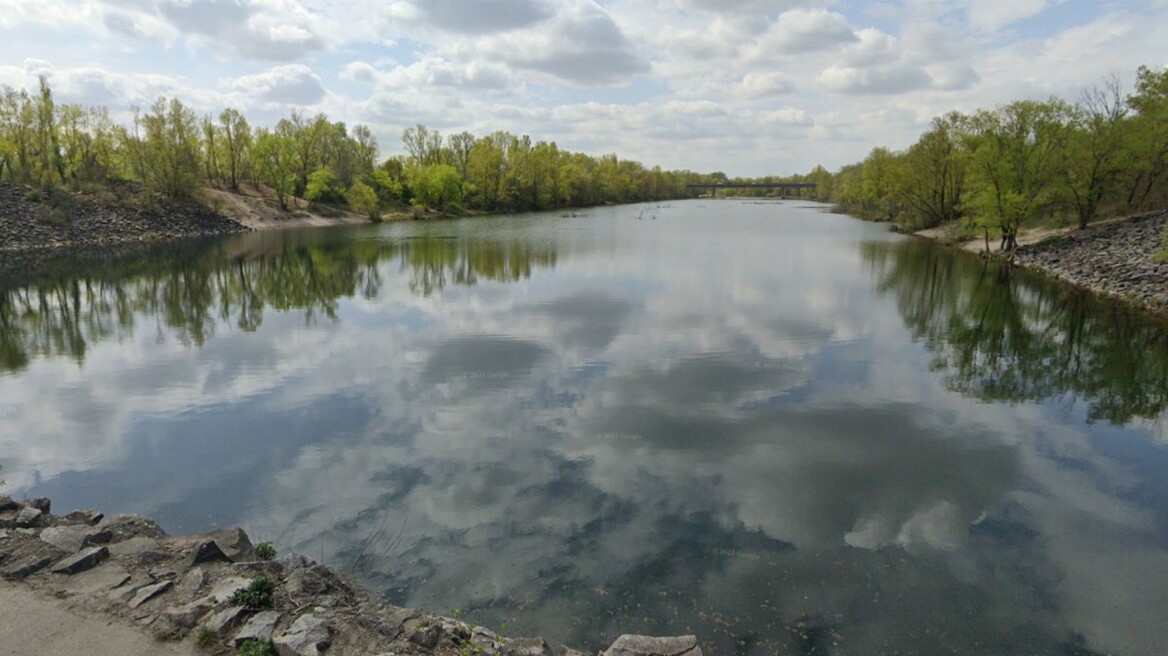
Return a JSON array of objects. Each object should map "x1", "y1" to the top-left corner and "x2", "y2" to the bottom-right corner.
[
  {"x1": 1012, "y1": 211, "x2": 1168, "y2": 314},
  {"x1": 0, "y1": 496, "x2": 701, "y2": 656},
  {"x1": 0, "y1": 183, "x2": 249, "y2": 252}
]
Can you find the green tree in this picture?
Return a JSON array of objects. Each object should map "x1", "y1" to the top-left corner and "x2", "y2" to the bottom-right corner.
[
  {"x1": 966, "y1": 99, "x2": 1072, "y2": 251},
  {"x1": 409, "y1": 163, "x2": 462, "y2": 212},
  {"x1": 125, "y1": 96, "x2": 202, "y2": 200},
  {"x1": 346, "y1": 180, "x2": 379, "y2": 221},
  {"x1": 1062, "y1": 75, "x2": 1129, "y2": 229},
  {"x1": 218, "y1": 108, "x2": 251, "y2": 190},
  {"x1": 252, "y1": 130, "x2": 298, "y2": 210}
]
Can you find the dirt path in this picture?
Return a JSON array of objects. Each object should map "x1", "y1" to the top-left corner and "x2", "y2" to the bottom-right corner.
[
  {"x1": 915, "y1": 215, "x2": 1144, "y2": 253},
  {"x1": 0, "y1": 581, "x2": 196, "y2": 656}
]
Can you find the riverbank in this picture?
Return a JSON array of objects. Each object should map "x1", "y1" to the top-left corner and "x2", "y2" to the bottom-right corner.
[
  {"x1": 912, "y1": 211, "x2": 1168, "y2": 316},
  {"x1": 0, "y1": 183, "x2": 250, "y2": 253},
  {"x1": 0, "y1": 496, "x2": 702, "y2": 656}
]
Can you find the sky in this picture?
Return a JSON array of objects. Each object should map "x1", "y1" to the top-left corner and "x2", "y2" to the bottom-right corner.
[{"x1": 2, "y1": 0, "x2": 1167, "y2": 177}]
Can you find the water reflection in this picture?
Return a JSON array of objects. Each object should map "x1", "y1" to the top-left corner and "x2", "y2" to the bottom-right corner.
[
  {"x1": 0, "y1": 230, "x2": 560, "y2": 374},
  {"x1": 3, "y1": 204, "x2": 1168, "y2": 656},
  {"x1": 863, "y1": 239, "x2": 1168, "y2": 425}
]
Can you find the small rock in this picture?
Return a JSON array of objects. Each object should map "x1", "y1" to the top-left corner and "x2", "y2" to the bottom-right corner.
[
  {"x1": 233, "y1": 610, "x2": 281, "y2": 647},
  {"x1": 108, "y1": 536, "x2": 167, "y2": 564},
  {"x1": 163, "y1": 597, "x2": 217, "y2": 629},
  {"x1": 2, "y1": 555, "x2": 53, "y2": 579},
  {"x1": 0, "y1": 529, "x2": 9, "y2": 541},
  {"x1": 503, "y1": 637, "x2": 553, "y2": 656},
  {"x1": 39, "y1": 525, "x2": 111, "y2": 552},
  {"x1": 97, "y1": 515, "x2": 166, "y2": 542},
  {"x1": 127, "y1": 580, "x2": 173, "y2": 608},
  {"x1": 175, "y1": 566, "x2": 207, "y2": 597},
  {"x1": 108, "y1": 581, "x2": 139, "y2": 603},
  {"x1": 208, "y1": 576, "x2": 252, "y2": 603},
  {"x1": 200, "y1": 605, "x2": 247, "y2": 636},
  {"x1": 15, "y1": 507, "x2": 43, "y2": 528},
  {"x1": 51, "y1": 546, "x2": 109, "y2": 575},
  {"x1": 25, "y1": 498, "x2": 51, "y2": 514},
  {"x1": 558, "y1": 647, "x2": 590, "y2": 656},
  {"x1": 0, "y1": 496, "x2": 19, "y2": 512},
  {"x1": 273, "y1": 614, "x2": 332, "y2": 656},
  {"x1": 602, "y1": 635, "x2": 702, "y2": 656},
  {"x1": 186, "y1": 539, "x2": 230, "y2": 568},
  {"x1": 210, "y1": 527, "x2": 256, "y2": 562},
  {"x1": 0, "y1": 512, "x2": 15, "y2": 529},
  {"x1": 64, "y1": 509, "x2": 105, "y2": 526}
]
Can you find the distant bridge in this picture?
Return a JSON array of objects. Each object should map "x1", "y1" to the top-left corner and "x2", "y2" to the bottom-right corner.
[{"x1": 686, "y1": 182, "x2": 817, "y2": 198}]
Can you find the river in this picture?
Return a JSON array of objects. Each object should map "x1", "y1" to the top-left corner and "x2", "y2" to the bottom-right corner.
[{"x1": 2, "y1": 199, "x2": 1167, "y2": 655}]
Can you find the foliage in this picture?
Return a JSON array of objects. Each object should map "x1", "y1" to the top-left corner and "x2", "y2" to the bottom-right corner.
[
  {"x1": 236, "y1": 639, "x2": 278, "y2": 656},
  {"x1": 346, "y1": 180, "x2": 380, "y2": 221},
  {"x1": 255, "y1": 542, "x2": 277, "y2": 561},
  {"x1": 808, "y1": 65, "x2": 1168, "y2": 250},
  {"x1": 304, "y1": 166, "x2": 345, "y2": 204},
  {"x1": 230, "y1": 575, "x2": 276, "y2": 610},
  {"x1": 408, "y1": 163, "x2": 462, "y2": 212}
]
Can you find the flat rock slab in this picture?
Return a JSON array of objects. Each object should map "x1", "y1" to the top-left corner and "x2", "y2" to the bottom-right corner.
[
  {"x1": 200, "y1": 605, "x2": 246, "y2": 636},
  {"x1": 234, "y1": 610, "x2": 281, "y2": 647},
  {"x1": 41, "y1": 526, "x2": 113, "y2": 553},
  {"x1": 127, "y1": 580, "x2": 173, "y2": 608},
  {"x1": 163, "y1": 597, "x2": 217, "y2": 629},
  {"x1": 273, "y1": 614, "x2": 331, "y2": 656},
  {"x1": 3, "y1": 555, "x2": 54, "y2": 580},
  {"x1": 51, "y1": 546, "x2": 110, "y2": 575},
  {"x1": 502, "y1": 637, "x2": 553, "y2": 656},
  {"x1": 208, "y1": 576, "x2": 251, "y2": 604},
  {"x1": 61, "y1": 564, "x2": 131, "y2": 595},
  {"x1": 108, "y1": 537, "x2": 165, "y2": 560},
  {"x1": 602, "y1": 635, "x2": 702, "y2": 656}
]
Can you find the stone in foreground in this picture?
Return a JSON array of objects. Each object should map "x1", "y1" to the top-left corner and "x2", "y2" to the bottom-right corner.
[
  {"x1": 503, "y1": 637, "x2": 553, "y2": 656},
  {"x1": 210, "y1": 527, "x2": 256, "y2": 562},
  {"x1": 185, "y1": 538, "x2": 230, "y2": 567},
  {"x1": 127, "y1": 580, "x2": 173, "y2": 608},
  {"x1": 51, "y1": 545, "x2": 110, "y2": 575},
  {"x1": 2, "y1": 555, "x2": 53, "y2": 579},
  {"x1": 201, "y1": 605, "x2": 247, "y2": 636},
  {"x1": 14, "y1": 507, "x2": 43, "y2": 528},
  {"x1": 234, "y1": 610, "x2": 281, "y2": 647},
  {"x1": 602, "y1": 635, "x2": 702, "y2": 656},
  {"x1": 273, "y1": 613, "x2": 332, "y2": 656},
  {"x1": 40, "y1": 525, "x2": 112, "y2": 552}
]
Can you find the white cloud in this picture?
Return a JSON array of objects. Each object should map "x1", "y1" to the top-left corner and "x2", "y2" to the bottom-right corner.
[{"x1": 230, "y1": 64, "x2": 327, "y2": 105}]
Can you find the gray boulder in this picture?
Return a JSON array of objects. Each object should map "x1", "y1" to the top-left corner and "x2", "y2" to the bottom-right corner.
[
  {"x1": 127, "y1": 580, "x2": 173, "y2": 608},
  {"x1": 234, "y1": 610, "x2": 281, "y2": 647},
  {"x1": 274, "y1": 614, "x2": 332, "y2": 656},
  {"x1": 39, "y1": 525, "x2": 111, "y2": 552},
  {"x1": 201, "y1": 605, "x2": 247, "y2": 636},
  {"x1": 64, "y1": 509, "x2": 105, "y2": 525},
  {"x1": 15, "y1": 507, "x2": 44, "y2": 528},
  {"x1": 602, "y1": 635, "x2": 702, "y2": 656},
  {"x1": 50, "y1": 546, "x2": 109, "y2": 575},
  {"x1": 210, "y1": 527, "x2": 256, "y2": 562},
  {"x1": 502, "y1": 637, "x2": 553, "y2": 656}
]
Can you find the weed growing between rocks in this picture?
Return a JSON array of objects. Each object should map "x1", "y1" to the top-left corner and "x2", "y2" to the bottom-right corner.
[
  {"x1": 236, "y1": 639, "x2": 278, "y2": 656},
  {"x1": 230, "y1": 575, "x2": 276, "y2": 610},
  {"x1": 255, "y1": 542, "x2": 276, "y2": 561},
  {"x1": 194, "y1": 627, "x2": 218, "y2": 650}
]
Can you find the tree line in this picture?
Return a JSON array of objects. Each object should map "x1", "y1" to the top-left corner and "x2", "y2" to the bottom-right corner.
[
  {"x1": 0, "y1": 77, "x2": 721, "y2": 220},
  {"x1": 730, "y1": 65, "x2": 1168, "y2": 251}
]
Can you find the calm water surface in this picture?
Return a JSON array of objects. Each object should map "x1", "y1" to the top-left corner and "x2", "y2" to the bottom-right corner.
[{"x1": 3, "y1": 200, "x2": 1168, "y2": 655}]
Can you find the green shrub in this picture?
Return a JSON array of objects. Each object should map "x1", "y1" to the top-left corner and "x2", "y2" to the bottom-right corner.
[
  {"x1": 230, "y1": 575, "x2": 275, "y2": 610},
  {"x1": 255, "y1": 542, "x2": 277, "y2": 561},
  {"x1": 236, "y1": 639, "x2": 278, "y2": 656}
]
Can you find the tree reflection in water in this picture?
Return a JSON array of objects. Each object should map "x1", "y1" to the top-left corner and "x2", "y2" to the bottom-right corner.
[
  {"x1": 862, "y1": 238, "x2": 1168, "y2": 425},
  {"x1": 0, "y1": 230, "x2": 559, "y2": 374}
]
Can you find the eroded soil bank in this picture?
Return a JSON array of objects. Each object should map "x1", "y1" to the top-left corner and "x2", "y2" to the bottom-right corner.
[{"x1": 0, "y1": 496, "x2": 702, "y2": 656}]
